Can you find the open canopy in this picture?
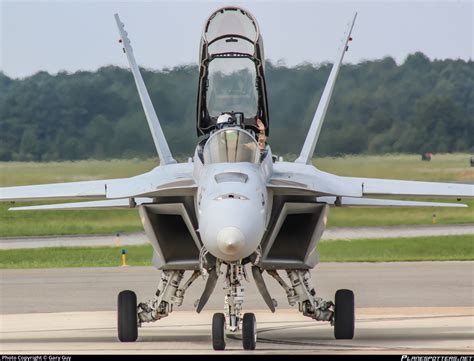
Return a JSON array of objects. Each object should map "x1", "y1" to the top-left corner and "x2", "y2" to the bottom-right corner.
[
  {"x1": 196, "y1": 7, "x2": 269, "y2": 136},
  {"x1": 204, "y1": 7, "x2": 259, "y2": 57}
]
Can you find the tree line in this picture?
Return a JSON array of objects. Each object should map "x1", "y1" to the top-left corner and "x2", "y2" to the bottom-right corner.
[{"x1": 0, "y1": 52, "x2": 472, "y2": 161}]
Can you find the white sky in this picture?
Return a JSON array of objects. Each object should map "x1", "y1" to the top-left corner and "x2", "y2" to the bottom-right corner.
[{"x1": 1, "y1": 0, "x2": 473, "y2": 79}]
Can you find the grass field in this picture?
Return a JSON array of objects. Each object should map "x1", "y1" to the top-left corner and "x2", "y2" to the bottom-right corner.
[
  {"x1": 0, "y1": 235, "x2": 471, "y2": 269},
  {"x1": 0, "y1": 154, "x2": 472, "y2": 237},
  {"x1": 312, "y1": 153, "x2": 473, "y2": 182},
  {"x1": 1, "y1": 154, "x2": 472, "y2": 187}
]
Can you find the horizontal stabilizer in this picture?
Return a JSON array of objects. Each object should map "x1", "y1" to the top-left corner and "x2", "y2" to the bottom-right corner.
[
  {"x1": 348, "y1": 177, "x2": 474, "y2": 198},
  {"x1": 0, "y1": 179, "x2": 109, "y2": 201},
  {"x1": 9, "y1": 198, "x2": 152, "y2": 211},
  {"x1": 317, "y1": 196, "x2": 468, "y2": 208}
]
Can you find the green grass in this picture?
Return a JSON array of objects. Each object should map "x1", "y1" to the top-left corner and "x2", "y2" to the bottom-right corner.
[
  {"x1": 318, "y1": 234, "x2": 474, "y2": 262},
  {"x1": 0, "y1": 235, "x2": 472, "y2": 269},
  {"x1": 0, "y1": 159, "x2": 160, "y2": 187},
  {"x1": 327, "y1": 198, "x2": 474, "y2": 227},
  {"x1": 0, "y1": 201, "x2": 142, "y2": 237},
  {"x1": 0, "y1": 244, "x2": 153, "y2": 269},
  {"x1": 0, "y1": 154, "x2": 472, "y2": 237},
  {"x1": 312, "y1": 153, "x2": 474, "y2": 182}
]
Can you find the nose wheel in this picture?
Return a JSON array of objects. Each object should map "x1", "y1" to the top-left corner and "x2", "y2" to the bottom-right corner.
[
  {"x1": 212, "y1": 313, "x2": 226, "y2": 350},
  {"x1": 211, "y1": 312, "x2": 257, "y2": 351},
  {"x1": 242, "y1": 313, "x2": 257, "y2": 350}
]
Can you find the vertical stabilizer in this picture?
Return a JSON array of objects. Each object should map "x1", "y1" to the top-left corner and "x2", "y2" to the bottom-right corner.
[
  {"x1": 295, "y1": 13, "x2": 357, "y2": 164},
  {"x1": 114, "y1": 14, "x2": 176, "y2": 165}
]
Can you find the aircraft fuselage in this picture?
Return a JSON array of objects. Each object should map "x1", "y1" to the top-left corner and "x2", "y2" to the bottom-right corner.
[{"x1": 196, "y1": 161, "x2": 270, "y2": 261}]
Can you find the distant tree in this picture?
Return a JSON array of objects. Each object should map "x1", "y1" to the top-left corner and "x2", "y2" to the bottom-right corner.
[
  {"x1": 19, "y1": 128, "x2": 39, "y2": 160},
  {"x1": 0, "y1": 54, "x2": 473, "y2": 161}
]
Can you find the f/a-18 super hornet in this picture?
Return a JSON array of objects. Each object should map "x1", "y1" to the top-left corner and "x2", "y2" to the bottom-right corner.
[{"x1": 1, "y1": 7, "x2": 472, "y2": 351}]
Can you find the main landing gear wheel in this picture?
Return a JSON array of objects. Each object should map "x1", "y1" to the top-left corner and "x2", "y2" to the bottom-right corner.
[
  {"x1": 117, "y1": 290, "x2": 138, "y2": 342},
  {"x1": 212, "y1": 313, "x2": 226, "y2": 350},
  {"x1": 242, "y1": 313, "x2": 257, "y2": 350},
  {"x1": 334, "y1": 289, "x2": 355, "y2": 340}
]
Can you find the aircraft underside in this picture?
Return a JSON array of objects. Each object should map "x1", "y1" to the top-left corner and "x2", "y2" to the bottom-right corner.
[{"x1": 119, "y1": 193, "x2": 351, "y2": 350}]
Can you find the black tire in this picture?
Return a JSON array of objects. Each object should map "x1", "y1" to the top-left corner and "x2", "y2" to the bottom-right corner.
[
  {"x1": 334, "y1": 289, "x2": 355, "y2": 340},
  {"x1": 118, "y1": 290, "x2": 138, "y2": 342},
  {"x1": 242, "y1": 313, "x2": 257, "y2": 350},
  {"x1": 212, "y1": 313, "x2": 226, "y2": 351}
]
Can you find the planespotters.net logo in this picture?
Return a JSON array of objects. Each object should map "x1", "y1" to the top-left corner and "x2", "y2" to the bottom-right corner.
[{"x1": 402, "y1": 356, "x2": 474, "y2": 361}]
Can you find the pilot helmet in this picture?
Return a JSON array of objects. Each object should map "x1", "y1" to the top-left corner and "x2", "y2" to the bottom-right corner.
[{"x1": 216, "y1": 113, "x2": 235, "y2": 129}]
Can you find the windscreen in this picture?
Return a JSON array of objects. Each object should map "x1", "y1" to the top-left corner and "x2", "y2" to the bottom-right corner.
[{"x1": 203, "y1": 128, "x2": 260, "y2": 164}]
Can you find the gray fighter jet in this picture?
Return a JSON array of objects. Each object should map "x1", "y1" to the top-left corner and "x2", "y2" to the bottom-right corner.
[{"x1": 1, "y1": 7, "x2": 472, "y2": 351}]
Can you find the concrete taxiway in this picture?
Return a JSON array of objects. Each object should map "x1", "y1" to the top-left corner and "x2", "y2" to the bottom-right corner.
[
  {"x1": 1, "y1": 308, "x2": 473, "y2": 354},
  {"x1": 1, "y1": 223, "x2": 472, "y2": 249},
  {"x1": 1, "y1": 262, "x2": 473, "y2": 353}
]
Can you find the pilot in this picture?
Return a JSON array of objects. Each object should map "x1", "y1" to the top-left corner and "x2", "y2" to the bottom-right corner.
[{"x1": 216, "y1": 113, "x2": 235, "y2": 129}]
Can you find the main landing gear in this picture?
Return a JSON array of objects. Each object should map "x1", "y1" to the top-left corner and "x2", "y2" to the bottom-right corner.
[
  {"x1": 334, "y1": 289, "x2": 355, "y2": 340},
  {"x1": 266, "y1": 270, "x2": 355, "y2": 341},
  {"x1": 116, "y1": 267, "x2": 355, "y2": 349},
  {"x1": 117, "y1": 290, "x2": 138, "y2": 342}
]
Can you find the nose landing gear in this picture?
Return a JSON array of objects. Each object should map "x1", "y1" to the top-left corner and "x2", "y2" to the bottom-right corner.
[
  {"x1": 211, "y1": 262, "x2": 258, "y2": 351},
  {"x1": 212, "y1": 311, "x2": 257, "y2": 351}
]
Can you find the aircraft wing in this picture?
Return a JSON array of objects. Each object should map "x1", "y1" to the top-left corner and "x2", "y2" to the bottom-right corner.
[
  {"x1": 0, "y1": 163, "x2": 195, "y2": 202},
  {"x1": 269, "y1": 162, "x2": 362, "y2": 197},
  {"x1": 269, "y1": 162, "x2": 473, "y2": 199}
]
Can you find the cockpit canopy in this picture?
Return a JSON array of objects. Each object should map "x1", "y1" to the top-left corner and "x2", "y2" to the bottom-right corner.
[
  {"x1": 203, "y1": 7, "x2": 260, "y2": 57},
  {"x1": 203, "y1": 128, "x2": 260, "y2": 164},
  {"x1": 206, "y1": 58, "x2": 258, "y2": 118},
  {"x1": 197, "y1": 7, "x2": 269, "y2": 137}
]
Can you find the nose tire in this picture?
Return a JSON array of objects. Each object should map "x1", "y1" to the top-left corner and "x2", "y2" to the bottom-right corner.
[
  {"x1": 242, "y1": 313, "x2": 257, "y2": 350},
  {"x1": 212, "y1": 312, "x2": 226, "y2": 350}
]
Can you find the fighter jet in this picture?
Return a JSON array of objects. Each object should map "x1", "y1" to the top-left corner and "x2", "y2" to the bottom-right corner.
[{"x1": 1, "y1": 7, "x2": 472, "y2": 351}]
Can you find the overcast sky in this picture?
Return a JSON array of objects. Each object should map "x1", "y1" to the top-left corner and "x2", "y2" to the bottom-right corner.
[{"x1": 1, "y1": 0, "x2": 472, "y2": 78}]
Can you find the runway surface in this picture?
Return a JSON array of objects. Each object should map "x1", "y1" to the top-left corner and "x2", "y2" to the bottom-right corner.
[
  {"x1": 1, "y1": 262, "x2": 473, "y2": 353},
  {"x1": 1, "y1": 308, "x2": 472, "y2": 354},
  {"x1": 1, "y1": 223, "x2": 473, "y2": 249}
]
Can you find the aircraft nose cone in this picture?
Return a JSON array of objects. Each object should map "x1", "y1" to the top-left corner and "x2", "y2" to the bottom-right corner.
[{"x1": 216, "y1": 227, "x2": 246, "y2": 256}]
